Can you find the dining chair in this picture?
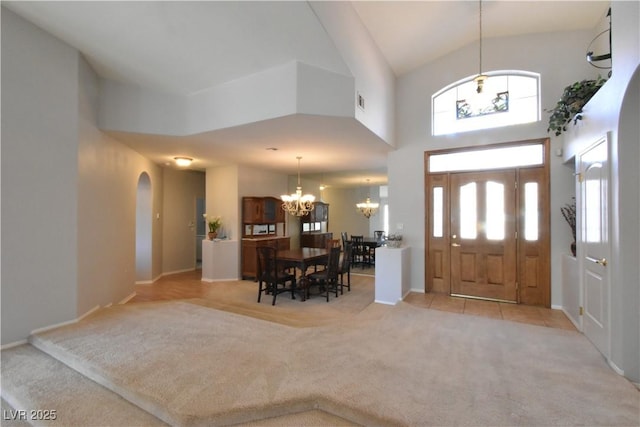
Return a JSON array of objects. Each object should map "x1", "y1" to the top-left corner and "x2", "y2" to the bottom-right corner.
[
  {"x1": 340, "y1": 231, "x2": 349, "y2": 249},
  {"x1": 370, "y1": 230, "x2": 385, "y2": 265},
  {"x1": 350, "y1": 235, "x2": 367, "y2": 269},
  {"x1": 307, "y1": 246, "x2": 341, "y2": 302},
  {"x1": 327, "y1": 238, "x2": 341, "y2": 250},
  {"x1": 256, "y1": 246, "x2": 296, "y2": 306},
  {"x1": 338, "y1": 241, "x2": 353, "y2": 293}
]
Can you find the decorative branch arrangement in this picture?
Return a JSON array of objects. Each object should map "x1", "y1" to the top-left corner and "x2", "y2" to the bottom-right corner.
[{"x1": 560, "y1": 197, "x2": 576, "y2": 242}]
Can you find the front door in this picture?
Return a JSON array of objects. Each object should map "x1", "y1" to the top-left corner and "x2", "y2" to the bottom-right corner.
[
  {"x1": 579, "y1": 137, "x2": 610, "y2": 357},
  {"x1": 450, "y1": 170, "x2": 518, "y2": 302}
]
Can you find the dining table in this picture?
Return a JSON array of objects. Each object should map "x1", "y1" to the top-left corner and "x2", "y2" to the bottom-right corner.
[{"x1": 277, "y1": 247, "x2": 329, "y2": 301}]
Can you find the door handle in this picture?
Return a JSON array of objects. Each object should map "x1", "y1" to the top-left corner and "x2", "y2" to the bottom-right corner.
[
  {"x1": 586, "y1": 256, "x2": 607, "y2": 267},
  {"x1": 451, "y1": 243, "x2": 461, "y2": 247}
]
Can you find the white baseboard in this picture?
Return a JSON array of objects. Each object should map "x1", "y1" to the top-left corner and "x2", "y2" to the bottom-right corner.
[
  {"x1": 202, "y1": 276, "x2": 240, "y2": 282},
  {"x1": 135, "y1": 269, "x2": 193, "y2": 285},
  {"x1": 162, "y1": 268, "x2": 195, "y2": 277},
  {"x1": 374, "y1": 299, "x2": 396, "y2": 306},
  {"x1": 607, "y1": 358, "x2": 625, "y2": 376},
  {"x1": 410, "y1": 287, "x2": 425, "y2": 293},
  {"x1": 561, "y1": 307, "x2": 582, "y2": 330},
  {"x1": 30, "y1": 304, "x2": 100, "y2": 336},
  {"x1": 551, "y1": 304, "x2": 563, "y2": 310},
  {"x1": 1, "y1": 339, "x2": 28, "y2": 351},
  {"x1": 119, "y1": 292, "x2": 137, "y2": 304}
]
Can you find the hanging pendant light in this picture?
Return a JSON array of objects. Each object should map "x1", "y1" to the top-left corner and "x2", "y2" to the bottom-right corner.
[
  {"x1": 474, "y1": 0, "x2": 488, "y2": 94},
  {"x1": 356, "y1": 179, "x2": 379, "y2": 219},
  {"x1": 281, "y1": 156, "x2": 315, "y2": 217}
]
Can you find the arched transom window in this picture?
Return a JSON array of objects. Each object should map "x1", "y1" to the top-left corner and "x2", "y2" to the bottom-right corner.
[{"x1": 432, "y1": 71, "x2": 540, "y2": 136}]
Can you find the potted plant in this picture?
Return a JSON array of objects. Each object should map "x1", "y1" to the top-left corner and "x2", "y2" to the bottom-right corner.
[
  {"x1": 546, "y1": 75, "x2": 607, "y2": 136},
  {"x1": 203, "y1": 214, "x2": 222, "y2": 239},
  {"x1": 560, "y1": 198, "x2": 576, "y2": 256}
]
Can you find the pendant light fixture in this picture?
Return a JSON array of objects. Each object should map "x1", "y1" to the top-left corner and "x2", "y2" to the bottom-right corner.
[
  {"x1": 356, "y1": 179, "x2": 379, "y2": 219},
  {"x1": 281, "y1": 156, "x2": 315, "y2": 217},
  {"x1": 474, "y1": 0, "x2": 488, "y2": 94}
]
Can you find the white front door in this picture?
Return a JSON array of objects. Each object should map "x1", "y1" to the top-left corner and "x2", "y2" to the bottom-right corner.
[{"x1": 579, "y1": 136, "x2": 610, "y2": 358}]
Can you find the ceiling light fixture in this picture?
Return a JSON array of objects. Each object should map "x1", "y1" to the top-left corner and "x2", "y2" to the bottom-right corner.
[
  {"x1": 474, "y1": 0, "x2": 488, "y2": 94},
  {"x1": 356, "y1": 179, "x2": 379, "y2": 219},
  {"x1": 281, "y1": 156, "x2": 315, "y2": 217},
  {"x1": 174, "y1": 157, "x2": 193, "y2": 167}
]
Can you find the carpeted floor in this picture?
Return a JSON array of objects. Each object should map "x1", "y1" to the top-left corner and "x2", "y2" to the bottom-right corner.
[{"x1": 8, "y1": 297, "x2": 639, "y2": 427}]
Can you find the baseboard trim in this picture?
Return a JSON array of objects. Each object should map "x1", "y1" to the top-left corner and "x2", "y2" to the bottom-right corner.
[
  {"x1": 607, "y1": 358, "x2": 625, "y2": 376},
  {"x1": 561, "y1": 307, "x2": 582, "y2": 330},
  {"x1": 374, "y1": 299, "x2": 396, "y2": 306},
  {"x1": 162, "y1": 268, "x2": 196, "y2": 277},
  {"x1": 410, "y1": 287, "x2": 425, "y2": 293},
  {"x1": 202, "y1": 277, "x2": 240, "y2": 282},
  {"x1": 119, "y1": 292, "x2": 137, "y2": 305},
  {"x1": 135, "y1": 280, "x2": 154, "y2": 285},
  {"x1": 1, "y1": 339, "x2": 28, "y2": 350},
  {"x1": 551, "y1": 304, "x2": 562, "y2": 310},
  {"x1": 30, "y1": 305, "x2": 100, "y2": 336}
]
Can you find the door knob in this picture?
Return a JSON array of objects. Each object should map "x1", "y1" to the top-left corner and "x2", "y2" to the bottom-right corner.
[{"x1": 586, "y1": 256, "x2": 607, "y2": 267}]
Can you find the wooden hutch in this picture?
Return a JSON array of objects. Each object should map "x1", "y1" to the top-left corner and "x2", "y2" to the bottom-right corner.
[
  {"x1": 241, "y1": 196, "x2": 290, "y2": 279},
  {"x1": 300, "y1": 201, "x2": 333, "y2": 248}
]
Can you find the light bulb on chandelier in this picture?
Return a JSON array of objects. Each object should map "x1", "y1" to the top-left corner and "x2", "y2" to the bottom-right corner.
[{"x1": 281, "y1": 156, "x2": 315, "y2": 217}]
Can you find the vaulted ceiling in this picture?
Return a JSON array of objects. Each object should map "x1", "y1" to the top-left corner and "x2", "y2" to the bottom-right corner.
[{"x1": 4, "y1": 1, "x2": 608, "y2": 186}]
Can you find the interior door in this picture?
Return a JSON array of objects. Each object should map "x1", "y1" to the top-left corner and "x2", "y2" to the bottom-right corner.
[
  {"x1": 450, "y1": 170, "x2": 517, "y2": 302},
  {"x1": 579, "y1": 137, "x2": 610, "y2": 357}
]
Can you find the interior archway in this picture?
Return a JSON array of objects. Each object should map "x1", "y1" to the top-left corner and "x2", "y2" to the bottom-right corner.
[
  {"x1": 616, "y1": 64, "x2": 640, "y2": 382},
  {"x1": 136, "y1": 172, "x2": 153, "y2": 283}
]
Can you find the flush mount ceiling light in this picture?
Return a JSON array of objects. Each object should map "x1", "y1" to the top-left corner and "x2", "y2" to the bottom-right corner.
[
  {"x1": 474, "y1": 0, "x2": 488, "y2": 94},
  {"x1": 174, "y1": 157, "x2": 193, "y2": 167},
  {"x1": 281, "y1": 156, "x2": 315, "y2": 217}
]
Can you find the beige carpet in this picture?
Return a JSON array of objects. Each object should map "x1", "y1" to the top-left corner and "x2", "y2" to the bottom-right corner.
[{"x1": 13, "y1": 299, "x2": 640, "y2": 426}]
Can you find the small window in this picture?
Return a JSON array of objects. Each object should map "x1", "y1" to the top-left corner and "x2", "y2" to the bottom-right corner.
[
  {"x1": 524, "y1": 182, "x2": 539, "y2": 241},
  {"x1": 433, "y1": 71, "x2": 540, "y2": 135},
  {"x1": 432, "y1": 187, "x2": 444, "y2": 238}
]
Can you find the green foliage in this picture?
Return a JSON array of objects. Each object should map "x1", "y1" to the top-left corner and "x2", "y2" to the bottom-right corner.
[{"x1": 546, "y1": 76, "x2": 607, "y2": 136}]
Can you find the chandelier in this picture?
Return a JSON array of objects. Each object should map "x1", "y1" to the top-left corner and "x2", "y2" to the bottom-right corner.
[
  {"x1": 281, "y1": 156, "x2": 315, "y2": 217},
  {"x1": 356, "y1": 179, "x2": 379, "y2": 218},
  {"x1": 474, "y1": 0, "x2": 488, "y2": 94},
  {"x1": 356, "y1": 197, "x2": 379, "y2": 219}
]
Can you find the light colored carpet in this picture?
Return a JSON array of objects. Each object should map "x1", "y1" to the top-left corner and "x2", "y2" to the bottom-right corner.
[
  {"x1": 1, "y1": 345, "x2": 168, "y2": 426},
  {"x1": 20, "y1": 300, "x2": 640, "y2": 426}
]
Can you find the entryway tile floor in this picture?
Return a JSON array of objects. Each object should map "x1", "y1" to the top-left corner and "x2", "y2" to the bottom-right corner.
[{"x1": 404, "y1": 292, "x2": 577, "y2": 331}]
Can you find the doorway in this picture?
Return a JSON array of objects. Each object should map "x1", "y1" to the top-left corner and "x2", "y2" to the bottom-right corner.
[
  {"x1": 425, "y1": 139, "x2": 550, "y2": 306},
  {"x1": 579, "y1": 135, "x2": 610, "y2": 357},
  {"x1": 136, "y1": 172, "x2": 152, "y2": 283}
]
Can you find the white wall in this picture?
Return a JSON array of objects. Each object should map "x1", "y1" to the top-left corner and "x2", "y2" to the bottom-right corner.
[
  {"x1": 99, "y1": 61, "x2": 354, "y2": 137},
  {"x1": 2, "y1": 8, "x2": 205, "y2": 344},
  {"x1": 161, "y1": 168, "x2": 205, "y2": 275},
  {"x1": 2, "y1": 9, "x2": 79, "y2": 344},
  {"x1": 562, "y1": 1, "x2": 640, "y2": 383},
  {"x1": 78, "y1": 58, "x2": 165, "y2": 315},
  {"x1": 392, "y1": 29, "x2": 596, "y2": 306},
  {"x1": 309, "y1": 1, "x2": 396, "y2": 146}
]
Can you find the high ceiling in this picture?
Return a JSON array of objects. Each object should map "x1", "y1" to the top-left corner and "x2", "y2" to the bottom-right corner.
[{"x1": 3, "y1": 1, "x2": 609, "y2": 186}]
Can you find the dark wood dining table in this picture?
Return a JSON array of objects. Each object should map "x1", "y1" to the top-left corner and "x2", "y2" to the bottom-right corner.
[{"x1": 277, "y1": 247, "x2": 329, "y2": 301}]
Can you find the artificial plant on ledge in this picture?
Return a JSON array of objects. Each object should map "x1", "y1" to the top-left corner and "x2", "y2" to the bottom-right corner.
[{"x1": 546, "y1": 75, "x2": 607, "y2": 136}]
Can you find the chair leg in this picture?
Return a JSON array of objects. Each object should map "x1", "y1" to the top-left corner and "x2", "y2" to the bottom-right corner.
[
  {"x1": 257, "y1": 280, "x2": 263, "y2": 303},
  {"x1": 272, "y1": 282, "x2": 278, "y2": 305}
]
